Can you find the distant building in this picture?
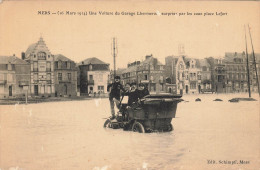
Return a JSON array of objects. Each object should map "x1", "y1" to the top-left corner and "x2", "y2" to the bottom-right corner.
[
  {"x1": 0, "y1": 55, "x2": 30, "y2": 98},
  {"x1": 54, "y1": 54, "x2": 77, "y2": 97},
  {"x1": 224, "y1": 52, "x2": 260, "y2": 93},
  {"x1": 199, "y1": 59, "x2": 212, "y2": 93},
  {"x1": 165, "y1": 55, "x2": 212, "y2": 94},
  {"x1": 122, "y1": 55, "x2": 166, "y2": 93},
  {"x1": 78, "y1": 57, "x2": 110, "y2": 95},
  {"x1": 109, "y1": 68, "x2": 126, "y2": 85},
  {"x1": 206, "y1": 57, "x2": 226, "y2": 93},
  {"x1": 23, "y1": 37, "x2": 55, "y2": 97}
]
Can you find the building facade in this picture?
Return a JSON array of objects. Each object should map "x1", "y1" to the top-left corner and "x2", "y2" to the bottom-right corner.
[
  {"x1": 121, "y1": 55, "x2": 166, "y2": 94},
  {"x1": 0, "y1": 55, "x2": 30, "y2": 98},
  {"x1": 24, "y1": 37, "x2": 55, "y2": 97},
  {"x1": 78, "y1": 57, "x2": 110, "y2": 95},
  {"x1": 54, "y1": 54, "x2": 77, "y2": 97},
  {"x1": 224, "y1": 52, "x2": 260, "y2": 93}
]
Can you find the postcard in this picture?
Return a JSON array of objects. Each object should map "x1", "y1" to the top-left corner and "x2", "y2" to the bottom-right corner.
[{"x1": 0, "y1": 1, "x2": 259, "y2": 170}]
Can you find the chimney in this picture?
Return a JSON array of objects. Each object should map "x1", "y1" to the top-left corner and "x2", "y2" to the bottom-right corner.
[
  {"x1": 21, "y1": 52, "x2": 25, "y2": 60},
  {"x1": 127, "y1": 64, "x2": 130, "y2": 68},
  {"x1": 145, "y1": 55, "x2": 152, "y2": 60}
]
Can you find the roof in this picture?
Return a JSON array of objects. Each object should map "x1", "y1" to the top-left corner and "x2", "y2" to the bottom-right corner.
[
  {"x1": 25, "y1": 37, "x2": 51, "y2": 59},
  {"x1": 54, "y1": 54, "x2": 73, "y2": 62},
  {"x1": 0, "y1": 56, "x2": 28, "y2": 64},
  {"x1": 142, "y1": 56, "x2": 163, "y2": 65},
  {"x1": 198, "y1": 59, "x2": 210, "y2": 67},
  {"x1": 78, "y1": 57, "x2": 109, "y2": 65},
  {"x1": 25, "y1": 43, "x2": 37, "y2": 55},
  {"x1": 122, "y1": 65, "x2": 138, "y2": 74}
]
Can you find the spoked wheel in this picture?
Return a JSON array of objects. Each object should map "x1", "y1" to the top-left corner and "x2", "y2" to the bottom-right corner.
[
  {"x1": 104, "y1": 119, "x2": 112, "y2": 128},
  {"x1": 132, "y1": 122, "x2": 145, "y2": 133}
]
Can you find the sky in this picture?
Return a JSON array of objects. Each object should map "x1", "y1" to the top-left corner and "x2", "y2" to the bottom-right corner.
[{"x1": 0, "y1": 1, "x2": 259, "y2": 68}]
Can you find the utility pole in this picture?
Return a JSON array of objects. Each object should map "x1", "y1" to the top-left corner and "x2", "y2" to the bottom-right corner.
[
  {"x1": 244, "y1": 25, "x2": 251, "y2": 98},
  {"x1": 112, "y1": 37, "x2": 118, "y2": 80},
  {"x1": 248, "y1": 24, "x2": 260, "y2": 96}
]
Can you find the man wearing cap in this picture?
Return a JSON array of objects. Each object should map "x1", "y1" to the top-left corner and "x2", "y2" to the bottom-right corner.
[
  {"x1": 107, "y1": 76, "x2": 124, "y2": 119},
  {"x1": 138, "y1": 83, "x2": 150, "y2": 99}
]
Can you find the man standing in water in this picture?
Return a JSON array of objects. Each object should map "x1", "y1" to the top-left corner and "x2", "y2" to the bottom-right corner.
[{"x1": 107, "y1": 76, "x2": 124, "y2": 119}]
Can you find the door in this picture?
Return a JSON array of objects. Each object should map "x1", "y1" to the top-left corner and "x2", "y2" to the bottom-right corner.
[
  {"x1": 185, "y1": 85, "x2": 189, "y2": 94},
  {"x1": 64, "y1": 84, "x2": 67, "y2": 95},
  {"x1": 198, "y1": 85, "x2": 201, "y2": 93},
  {"x1": 9, "y1": 86, "x2": 12, "y2": 96},
  {"x1": 34, "y1": 85, "x2": 38, "y2": 96}
]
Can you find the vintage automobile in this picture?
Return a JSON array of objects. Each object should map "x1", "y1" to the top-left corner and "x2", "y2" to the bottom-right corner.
[{"x1": 104, "y1": 94, "x2": 182, "y2": 133}]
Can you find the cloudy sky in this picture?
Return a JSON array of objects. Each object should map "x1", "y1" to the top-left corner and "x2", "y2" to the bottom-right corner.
[{"x1": 0, "y1": 1, "x2": 259, "y2": 68}]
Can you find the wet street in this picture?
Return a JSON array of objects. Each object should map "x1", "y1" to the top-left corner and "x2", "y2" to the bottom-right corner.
[{"x1": 0, "y1": 93, "x2": 259, "y2": 170}]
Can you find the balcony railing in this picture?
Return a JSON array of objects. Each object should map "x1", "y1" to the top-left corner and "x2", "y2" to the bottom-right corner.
[
  {"x1": 19, "y1": 81, "x2": 29, "y2": 86},
  {"x1": 88, "y1": 80, "x2": 94, "y2": 85},
  {"x1": 0, "y1": 80, "x2": 7, "y2": 85}
]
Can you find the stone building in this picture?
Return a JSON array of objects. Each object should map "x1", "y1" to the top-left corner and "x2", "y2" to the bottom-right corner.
[
  {"x1": 224, "y1": 52, "x2": 260, "y2": 93},
  {"x1": 54, "y1": 54, "x2": 77, "y2": 97},
  {"x1": 165, "y1": 55, "x2": 212, "y2": 94},
  {"x1": 121, "y1": 55, "x2": 166, "y2": 94},
  {"x1": 206, "y1": 57, "x2": 226, "y2": 93},
  {"x1": 0, "y1": 55, "x2": 30, "y2": 98},
  {"x1": 23, "y1": 37, "x2": 55, "y2": 97},
  {"x1": 78, "y1": 57, "x2": 110, "y2": 95}
]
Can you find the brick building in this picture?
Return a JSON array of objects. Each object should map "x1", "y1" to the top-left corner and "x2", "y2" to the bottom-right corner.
[
  {"x1": 54, "y1": 54, "x2": 77, "y2": 97},
  {"x1": 121, "y1": 55, "x2": 166, "y2": 94}
]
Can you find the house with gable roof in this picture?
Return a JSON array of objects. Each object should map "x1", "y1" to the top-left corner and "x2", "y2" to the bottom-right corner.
[
  {"x1": 23, "y1": 37, "x2": 55, "y2": 97},
  {"x1": 0, "y1": 55, "x2": 30, "y2": 98},
  {"x1": 78, "y1": 57, "x2": 110, "y2": 95},
  {"x1": 54, "y1": 54, "x2": 77, "y2": 97}
]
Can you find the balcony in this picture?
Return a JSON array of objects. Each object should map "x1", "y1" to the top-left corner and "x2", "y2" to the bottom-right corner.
[
  {"x1": 88, "y1": 80, "x2": 94, "y2": 85},
  {"x1": 46, "y1": 80, "x2": 52, "y2": 84},
  {"x1": 19, "y1": 81, "x2": 29, "y2": 86},
  {"x1": 0, "y1": 80, "x2": 7, "y2": 85}
]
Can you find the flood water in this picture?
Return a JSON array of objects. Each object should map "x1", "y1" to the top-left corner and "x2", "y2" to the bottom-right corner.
[{"x1": 0, "y1": 93, "x2": 259, "y2": 170}]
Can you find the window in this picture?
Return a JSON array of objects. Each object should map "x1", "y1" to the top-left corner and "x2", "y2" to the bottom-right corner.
[
  {"x1": 58, "y1": 73, "x2": 62, "y2": 81},
  {"x1": 0, "y1": 74, "x2": 4, "y2": 80},
  {"x1": 33, "y1": 62, "x2": 38, "y2": 71},
  {"x1": 144, "y1": 75, "x2": 148, "y2": 80},
  {"x1": 37, "y1": 52, "x2": 46, "y2": 60},
  {"x1": 98, "y1": 86, "x2": 104, "y2": 93},
  {"x1": 67, "y1": 62, "x2": 71, "y2": 69},
  {"x1": 47, "y1": 62, "x2": 51, "y2": 71},
  {"x1": 47, "y1": 73, "x2": 51, "y2": 80},
  {"x1": 34, "y1": 73, "x2": 38, "y2": 80},
  {"x1": 68, "y1": 73, "x2": 71, "y2": 81},
  {"x1": 190, "y1": 83, "x2": 196, "y2": 89},
  {"x1": 7, "y1": 64, "x2": 12, "y2": 71},
  {"x1": 89, "y1": 75, "x2": 93, "y2": 80},
  {"x1": 58, "y1": 61, "x2": 61, "y2": 69},
  {"x1": 89, "y1": 64, "x2": 92, "y2": 71}
]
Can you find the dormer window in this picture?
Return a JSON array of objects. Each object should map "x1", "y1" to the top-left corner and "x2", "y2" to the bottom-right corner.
[
  {"x1": 58, "y1": 61, "x2": 61, "y2": 69},
  {"x1": 37, "y1": 52, "x2": 46, "y2": 60}
]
